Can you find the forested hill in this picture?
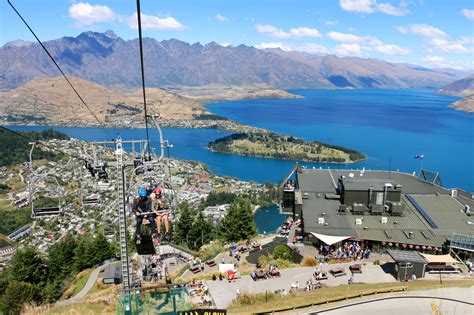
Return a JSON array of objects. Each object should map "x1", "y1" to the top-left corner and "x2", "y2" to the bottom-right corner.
[{"x1": 0, "y1": 128, "x2": 69, "y2": 166}]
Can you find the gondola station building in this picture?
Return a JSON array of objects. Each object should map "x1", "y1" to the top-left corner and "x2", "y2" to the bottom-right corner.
[{"x1": 282, "y1": 166, "x2": 473, "y2": 258}]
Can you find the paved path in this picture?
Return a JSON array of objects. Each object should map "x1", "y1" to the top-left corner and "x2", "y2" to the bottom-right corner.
[
  {"x1": 305, "y1": 286, "x2": 474, "y2": 315},
  {"x1": 68, "y1": 261, "x2": 119, "y2": 302},
  {"x1": 207, "y1": 262, "x2": 396, "y2": 308}
]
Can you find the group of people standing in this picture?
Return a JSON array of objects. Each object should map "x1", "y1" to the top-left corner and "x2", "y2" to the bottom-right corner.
[{"x1": 132, "y1": 183, "x2": 171, "y2": 244}]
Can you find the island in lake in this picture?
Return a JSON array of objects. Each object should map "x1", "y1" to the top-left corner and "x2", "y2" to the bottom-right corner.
[{"x1": 208, "y1": 133, "x2": 365, "y2": 163}]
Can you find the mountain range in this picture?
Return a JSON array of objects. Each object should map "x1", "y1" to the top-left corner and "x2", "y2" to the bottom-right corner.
[
  {"x1": 0, "y1": 31, "x2": 469, "y2": 91},
  {"x1": 437, "y1": 75, "x2": 474, "y2": 113}
]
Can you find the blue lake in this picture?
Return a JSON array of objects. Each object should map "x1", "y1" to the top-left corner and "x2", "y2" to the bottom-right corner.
[
  {"x1": 9, "y1": 88, "x2": 474, "y2": 233},
  {"x1": 208, "y1": 89, "x2": 474, "y2": 192}
]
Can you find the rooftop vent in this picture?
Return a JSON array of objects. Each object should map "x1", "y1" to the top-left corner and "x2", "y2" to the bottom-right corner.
[
  {"x1": 394, "y1": 220, "x2": 399, "y2": 225},
  {"x1": 451, "y1": 189, "x2": 458, "y2": 198},
  {"x1": 318, "y1": 217, "x2": 325, "y2": 225},
  {"x1": 355, "y1": 218, "x2": 363, "y2": 225},
  {"x1": 381, "y1": 217, "x2": 388, "y2": 224}
]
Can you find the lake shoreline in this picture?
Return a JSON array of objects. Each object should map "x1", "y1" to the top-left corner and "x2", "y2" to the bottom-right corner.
[{"x1": 207, "y1": 147, "x2": 366, "y2": 164}]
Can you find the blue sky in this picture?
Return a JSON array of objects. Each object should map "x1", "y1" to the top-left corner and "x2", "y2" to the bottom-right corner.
[{"x1": 1, "y1": 0, "x2": 473, "y2": 69}]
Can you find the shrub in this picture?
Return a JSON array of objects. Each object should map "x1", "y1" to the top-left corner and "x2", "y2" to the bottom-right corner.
[
  {"x1": 232, "y1": 291, "x2": 279, "y2": 307},
  {"x1": 271, "y1": 258, "x2": 294, "y2": 269},
  {"x1": 258, "y1": 255, "x2": 271, "y2": 269},
  {"x1": 273, "y1": 245, "x2": 291, "y2": 260},
  {"x1": 300, "y1": 256, "x2": 318, "y2": 267},
  {"x1": 373, "y1": 260, "x2": 381, "y2": 265},
  {"x1": 61, "y1": 286, "x2": 75, "y2": 300}
]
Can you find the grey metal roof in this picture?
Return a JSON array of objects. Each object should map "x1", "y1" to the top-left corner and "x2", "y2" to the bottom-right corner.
[
  {"x1": 297, "y1": 169, "x2": 473, "y2": 247},
  {"x1": 387, "y1": 249, "x2": 426, "y2": 264},
  {"x1": 343, "y1": 178, "x2": 397, "y2": 191},
  {"x1": 103, "y1": 265, "x2": 122, "y2": 280}
]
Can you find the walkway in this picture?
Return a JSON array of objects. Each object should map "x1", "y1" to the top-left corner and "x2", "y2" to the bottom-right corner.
[
  {"x1": 306, "y1": 286, "x2": 474, "y2": 315},
  {"x1": 67, "y1": 261, "x2": 119, "y2": 303},
  {"x1": 207, "y1": 262, "x2": 396, "y2": 308}
]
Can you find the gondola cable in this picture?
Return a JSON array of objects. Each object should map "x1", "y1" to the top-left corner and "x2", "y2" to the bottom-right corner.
[{"x1": 136, "y1": 0, "x2": 152, "y2": 159}]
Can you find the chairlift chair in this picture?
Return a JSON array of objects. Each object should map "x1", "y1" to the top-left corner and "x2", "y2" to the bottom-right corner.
[{"x1": 28, "y1": 143, "x2": 65, "y2": 218}]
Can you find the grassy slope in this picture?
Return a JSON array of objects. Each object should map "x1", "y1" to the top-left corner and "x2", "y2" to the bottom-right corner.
[
  {"x1": 71, "y1": 269, "x2": 94, "y2": 298},
  {"x1": 228, "y1": 280, "x2": 474, "y2": 314}
]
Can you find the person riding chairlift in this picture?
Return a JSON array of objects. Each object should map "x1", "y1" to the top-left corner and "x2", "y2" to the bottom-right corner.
[
  {"x1": 133, "y1": 187, "x2": 158, "y2": 244},
  {"x1": 151, "y1": 187, "x2": 171, "y2": 241}
]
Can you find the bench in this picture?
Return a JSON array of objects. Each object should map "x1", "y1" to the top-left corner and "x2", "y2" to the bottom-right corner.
[
  {"x1": 426, "y1": 265, "x2": 460, "y2": 274},
  {"x1": 189, "y1": 265, "x2": 202, "y2": 274},
  {"x1": 314, "y1": 271, "x2": 328, "y2": 280},
  {"x1": 267, "y1": 270, "x2": 281, "y2": 278},
  {"x1": 329, "y1": 267, "x2": 346, "y2": 277},
  {"x1": 349, "y1": 264, "x2": 362, "y2": 274},
  {"x1": 205, "y1": 260, "x2": 216, "y2": 267}
]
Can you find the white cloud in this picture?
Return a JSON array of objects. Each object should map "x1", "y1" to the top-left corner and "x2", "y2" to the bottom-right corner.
[
  {"x1": 256, "y1": 24, "x2": 290, "y2": 39},
  {"x1": 256, "y1": 24, "x2": 321, "y2": 39},
  {"x1": 327, "y1": 31, "x2": 409, "y2": 56},
  {"x1": 422, "y1": 56, "x2": 444, "y2": 63},
  {"x1": 375, "y1": 44, "x2": 410, "y2": 55},
  {"x1": 69, "y1": 2, "x2": 118, "y2": 26},
  {"x1": 460, "y1": 36, "x2": 474, "y2": 45},
  {"x1": 319, "y1": 19, "x2": 338, "y2": 26},
  {"x1": 378, "y1": 3, "x2": 411, "y2": 16},
  {"x1": 335, "y1": 43, "x2": 363, "y2": 55},
  {"x1": 422, "y1": 55, "x2": 446, "y2": 68},
  {"x1": 396, "y1": 24, "x2": 446, "y2": 38},
  {"x1": 327, "y1": 31, "x2": 363, "y2": 43},
  {"x1": 461, "y1": 8, "x2": 474, "y2": 20},
  {"x1": 216, "y1": 14, "x2": 229, "y2": 22},
  {"x1": 398, "y1": 24, "x2": 472, "y2": 54},
  {"x1": 340, "y1": 0, "x2": 411, "y2": 16},
  {"x1": 128, "y1": 13, "x2": 184, "y2": 30},
  {"x1": 254, "y1": 42, "x2": 330, "y2": 54},
  {"x1": 297, "y1": 43, "x2": 331, "y2": 54},
  {"x1": 326, "y1": 31, "x2": 382, "y2": 46},
  {"x1": 340, "y1": 0, "x2": 377, "y2": 13},
  {"x1": 290, "y1": 27, "x2": 321, "y2": 38},
  {"x1": 254, "y1": 42, "x2": 293, "y2": 51}
]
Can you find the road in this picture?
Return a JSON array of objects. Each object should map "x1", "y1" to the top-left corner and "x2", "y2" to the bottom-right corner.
[
  {"x1": 305, "y1": 286, "x2": 474, "y2": 315},
  {"x1": 66, "y1": 261, "x2": 119, "y2": 302}
]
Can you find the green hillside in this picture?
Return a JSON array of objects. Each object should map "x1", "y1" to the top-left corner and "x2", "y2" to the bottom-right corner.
[{"x1": 0, "y1": 128, "x2": 69, "y2": 166}]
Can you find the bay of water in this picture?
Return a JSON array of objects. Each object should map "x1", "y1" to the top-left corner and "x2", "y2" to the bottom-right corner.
[
  {"x1": 209, "y1": 89, "x2": 474, "y2": 192},
  {"x1": 254, "y1": 204, "x2": 286, "y2": 234},
  {"x1": 9, "y1": 88, "x2": 474, "y2": 232}
]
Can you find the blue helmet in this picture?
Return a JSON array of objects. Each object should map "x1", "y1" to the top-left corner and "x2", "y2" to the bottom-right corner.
[{"x1": 138, "y1": 188, "x2": 147, "y2": 197}]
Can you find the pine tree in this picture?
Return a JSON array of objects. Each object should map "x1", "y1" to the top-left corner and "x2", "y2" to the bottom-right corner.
[
  {"x1": 74, "y1": 236, "x2": 92, "y2": 272},
  {"x1": 47, "y1": 235, "x2": 76, "y2": 282},
  {"x1": 0, "y1": 281, "x2": 37, "y2": 315},
  {"x1": 8, "y1": 248, "x2": 46, "y2": 286},
  {"x1": 92, "y1": 233, "x2": 114, "y2": 264},
  {"x1": 174, "y1": 202, "x2": 194, "y2": 247},
  {"x1": 189, "y1": 211, "x2": 215, "y2": 250},
  {"x1": 219, "y1": 199, "x2": 257, "y2": 242}
]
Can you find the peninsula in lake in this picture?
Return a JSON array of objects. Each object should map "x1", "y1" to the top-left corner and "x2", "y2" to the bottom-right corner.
[{"x1": 208, "y1": 133, "x2": 365, "y2": 163}]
